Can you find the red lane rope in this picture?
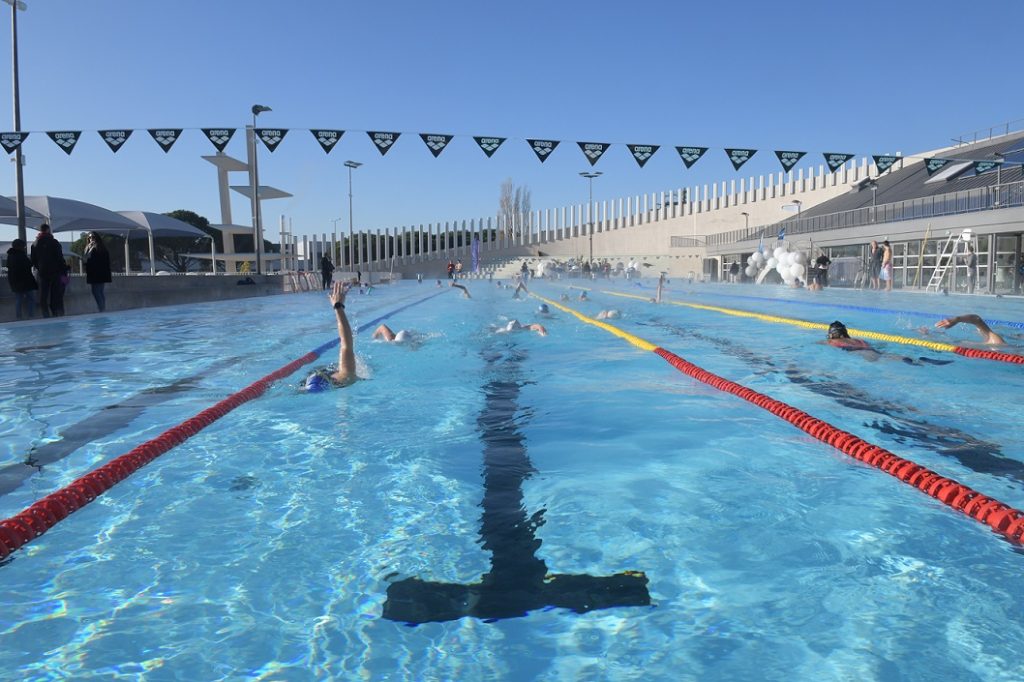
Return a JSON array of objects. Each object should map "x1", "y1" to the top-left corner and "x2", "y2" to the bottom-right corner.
[
  {"x1": 953, "y1": 346, "x2": 1024, "y2": 364},
  {"x1": 0, "y1": 352, "x2": 319, "y2": 560},
  {"x1": 651, "y1": 346, "x2": 1024, "y2": 544}
]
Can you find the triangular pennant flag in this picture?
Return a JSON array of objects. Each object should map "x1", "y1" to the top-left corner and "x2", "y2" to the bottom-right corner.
[
  {"x1": 148, "y1": 128, "x2": 182, "y2": 153},
  {"x1": 99, "y1": 129, "x2": 133, "y2": 153},
  {"x1": 0, "y1": 132, "x2": 28, "y2": 154},
  {"x1": 627, "y1": 144, "x2": 659, "y2": 168},
  {"x1": 973, "y1": 160, "x2": 1001, "y2": 175},
  {"x1": 924, "y1": 158, "x2": 951, "y2": 176},
  {"x1": 823, "y1": 152, "x2": 855, "y2": 172},
  {"x1": 577, "y1": 141, "x2": 610, "y2": 166},
  {"x1": 774, "y1": 150, "x2": 806, "y2": 172},
  {"x1": 310, "y1": 129, "x2": 344, "y2": 154},
  {"x1": 675, "y1": 146, "x2": 708, "y2": 169},
  {"x1": 47, "y1": 131, "x2": 81, "y2": 155},
  {"x1": 202, "y1": 128, "x2": 235, "y2": 152},
  {"x1": 420, "y1": 133, "x2": 453, "y2": 158},
  {"x1": 725, "y1": 148, "x2": 757, "y2": 171},
  {"x1": 473, "y1": 136, "x2": 506, "y2": 157},
  {"x1": 368, "y1": 131, "x2": 400, "y2": 156},
  {"x1": 526, "y1": 139, "x2": 560, "y2": 162},
  {"x1": 256, "y1": 128, "x2": 287, "y2": 152},
  {"x1": 872, "y1": 155, "x2": 900, "y2": 173}
]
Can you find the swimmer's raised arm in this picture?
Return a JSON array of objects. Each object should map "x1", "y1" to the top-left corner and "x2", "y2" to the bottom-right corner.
[
  {"x1": 451, "y1": 282, "x2": 472, "y2": 299},
  {"x1": 936, "y1": 314, "x2": 1005, "y2": 345},
  {"x1": 329, "y1": 281, "x2": 357, "y2": 385}
]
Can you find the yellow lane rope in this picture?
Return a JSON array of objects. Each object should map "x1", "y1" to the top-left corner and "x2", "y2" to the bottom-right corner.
[
  {"x1": 596, "y1": 289, "x2": 958, "y2": 353},
  {"x1": 533, "y1": 293, "x2": 658, "y2": 352}
]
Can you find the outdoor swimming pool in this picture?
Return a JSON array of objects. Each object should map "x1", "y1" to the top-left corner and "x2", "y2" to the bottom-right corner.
[{"x1": 1, "y1": 279, "x2": 1022, "y2": 680}]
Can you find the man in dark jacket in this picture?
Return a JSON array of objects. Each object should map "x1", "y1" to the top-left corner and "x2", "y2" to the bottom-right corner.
[
  {"x1": 30, "y1": 223, "x2": 66, "y2": 317},
  {"x1": 6, "y1": 238, "x2": 38, "y2": 319},
  {"x1": 320, "y1": 254, "x2": 334, "y2": 290}
]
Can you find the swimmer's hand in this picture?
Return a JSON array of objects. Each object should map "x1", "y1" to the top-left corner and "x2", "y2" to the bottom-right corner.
[
  {"x1": 329, "y1": 280, "x2": 349, "y2": 309},
  {"x1": 935, "y1": 318, "x2": 955, "y2": 330}
]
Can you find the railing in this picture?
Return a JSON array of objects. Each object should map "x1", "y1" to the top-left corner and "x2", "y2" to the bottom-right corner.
[
  {"x1": 950, "y1": 117, "x2": 1024, "y2": 147},
  {"x1": 706, "y1": 180, "x2": 1024, "y2": 247}
]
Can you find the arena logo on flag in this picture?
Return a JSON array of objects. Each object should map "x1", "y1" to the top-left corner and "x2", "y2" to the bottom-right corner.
[
  {"x1": 824, "y1": 152, "x2": 855, "y2": 172},
  {"x1": 256, "y1": 129, "x2": 287, "y2": 152},
  {"x1": 473, "y1": 136, "x2": 506, "y2": 157},
  {"x1": 627, "y1": 144, "x2": 659, "y2": 168},
  {"x1": 420, "y1": 133, "x2": 453, "y2": 158},
  {"x1": 311, "y1": 129, "x2": 344, "y2": 154},
  {"x1": 526, "y1": 139, "x2": 560, "y2": 162},
  {"x1": 48, "y1": 131, "x2": 81, "y2": 155},
  {"x1": 0, "y1": 132, "x2": 28, "y2": 154},
  {"x1": 973, "y1": 160, "x2": 1000, "y2": 174},
  {"x1": 368, "y1": 131, "x2": 401, "y2": 156},
  {"x1": 675, "y1": 146, "x2": 708, "y2": 168},
  {"x1": 577, "y1": 141, "x2": 610, "y2": 166},
  {"x1": 775, "y1": 150, "x2": 805, "y2": 172},
  {"x1": 872, "y1": 155, "x2": 900, "y2": 173},
  {"x1": 725, "y1": 148, "x2": 757, "y2": 171},
  {"x1": 202, "y1": 128, "x2": 235, "y2": 152},
  {"x1": 148, "y1": 129, "x2": 182, "y2": 153},
  {"x1": 924, "y1": 158, "x2": 951, "y2": 176},
  {"x1": 99, "y1": 130, "x2": 133, "y2": 153}
]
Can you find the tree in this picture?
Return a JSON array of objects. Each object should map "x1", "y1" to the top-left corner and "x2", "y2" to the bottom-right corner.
[
  {"x1": 499, "y1": 178, "x2": 531, "y2": 239},
  {"x1": 154, "y1": 210, "x2": 217, "y2": 273}
]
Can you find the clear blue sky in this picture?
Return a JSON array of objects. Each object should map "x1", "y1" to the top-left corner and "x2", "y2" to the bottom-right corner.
[{"x1": 1, "y1": 0, "x2": 1021, "y2": 243}]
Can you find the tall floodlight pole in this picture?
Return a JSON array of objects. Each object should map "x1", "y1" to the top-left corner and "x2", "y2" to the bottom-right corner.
[
  {"x1": 741, "y1": 211, "x2": 749, "y2": 231},
  {"x1": 344, "y1": 160, "x2": 362, "y2": 269},
  {"x1": 579, "y1": 171, "x2": 602, "y2": 263},
  {"x1": 249, "y1": 104, "x2": 271, "y2": 274},
  {"x1": 867, "y1": 180, "x2": 878, "y2": 222},
  {"x1": 4, "y1": 0, "x2": 27, "y2": 242}
]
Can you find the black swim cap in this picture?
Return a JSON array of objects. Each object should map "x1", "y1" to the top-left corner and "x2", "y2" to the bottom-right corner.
[{"x1": 827, "y1": 321, "x2": 849, "y2": 339}]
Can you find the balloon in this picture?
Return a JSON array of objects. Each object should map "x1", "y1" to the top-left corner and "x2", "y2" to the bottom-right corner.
[
  {"x1": 753, "y1": 252, "x2": 765, "y2": 264},
  {"x1": 745, "y1": 265, "x2": 756, "y2": 277},
  {"x1": 794, "y1": 252, "x2": 807, "y2": 265},
  {"x1": 747, "y1": 255, "x2": 755, "y2": 265},
  {"x1": 766, "y1": 257, "x2": 778, "y2": 269},
  {"x1": 792, "y1": 263, "x2": 805, "y2": 277},
  {"x1": 773, "y1": 246, "x2": 786, "y2": 259}
]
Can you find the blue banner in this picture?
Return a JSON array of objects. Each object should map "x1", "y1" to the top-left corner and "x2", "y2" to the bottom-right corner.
[{"x1": 471, "y1": 237, "x2": 480, "y2": 272}]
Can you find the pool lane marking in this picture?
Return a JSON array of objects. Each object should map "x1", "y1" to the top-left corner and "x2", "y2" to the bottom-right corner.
[
  {"x1": 596, "y1": 289, "x2": 1024, "y2": 364},
  {"x1": 0, "y1": 289, "x2": 450, "y2": 562},
  {"x1": 382, "y1": 349, "x2": 650, "y2": 624},
  {"x1": 530, "y1": 292, "x2": 1024, "y2": 546}
]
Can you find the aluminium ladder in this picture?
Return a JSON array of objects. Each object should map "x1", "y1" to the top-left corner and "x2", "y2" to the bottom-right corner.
[{"x1": 926, "y1": 232, "x2": 973, "y2": 292}]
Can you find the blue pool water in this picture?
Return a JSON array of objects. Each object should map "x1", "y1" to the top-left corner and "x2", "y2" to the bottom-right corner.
[{"x1": 1, "y1": 280, "x2": 1023, "y2": 680}]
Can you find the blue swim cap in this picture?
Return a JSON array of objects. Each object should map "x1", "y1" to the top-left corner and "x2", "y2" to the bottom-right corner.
[
  {"x1": 304, "y1": 373, "x2": 330, "y2": 393},
  {"x1": 538, "y1": 304, "x2": 549, "y2": 313}
]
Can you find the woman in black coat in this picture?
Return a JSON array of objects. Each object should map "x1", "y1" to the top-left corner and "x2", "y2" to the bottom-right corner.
[
  {"x1": 84, "y1": 232, "x2": 112, "y2": 312},
  {"x1": 6, "y1": 238, "x2": 37, "y2": 319}
]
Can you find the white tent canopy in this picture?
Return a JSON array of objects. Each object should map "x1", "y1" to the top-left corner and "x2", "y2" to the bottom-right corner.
[
  {"x1": 0, "y1": 196, "x2": 46, "y2": 227},
  {"x1": 23, "y1": 195, "x2": 140, "y2": 233}
]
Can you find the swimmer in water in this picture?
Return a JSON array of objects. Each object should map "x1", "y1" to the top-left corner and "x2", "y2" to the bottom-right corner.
[
  {"x1": 536, "y1": 303, "x2": 551, "y2": 317},
  {"x1": 495, "y1": 319, "x2": 548, "y2": 337},
  {"x1": 578, "y1": 291, "x2": 588, "y2": 301},
  {"x1": 596, "y1": 310, "x2": 621, "y2": 320},
  {"x1": 513, "y1": 281, "x2": 529, "y2": 299},
  {"x1": 934, "y1": 314, "x2": 1006, "y2": 345},
  {"x1": 451, "y1": 282, "x2": 472, "y2": 299},
  {"x1": 372, "y1": 324, "x2": 415, "y2": 344},
  {"x1": 826, "y1": 320, "x2": 950, "y2": 366},
  {"x1": 303, "y1": 281, "x2": 358, "y2": 391}
]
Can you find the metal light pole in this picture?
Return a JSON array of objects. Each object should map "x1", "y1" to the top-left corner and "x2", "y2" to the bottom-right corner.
[
  {"x1": 579, "y1": 171, "x2": 602, "y2": 263},
  {"x1": 344, "y1": 160, "x2": 362, "y2": 270},
  {"x1": 249, "y1": 104, "x2": 271, "y2": 275},
  {"x1": 4, "y1": 0, "x2": 27, "y2": 243},
  {"x1": 994, "y1": 152, "x2": 1004, "y2": 207},
  {"x1": 741, "y1": 211, "x2": 749, "y2": 232}
]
